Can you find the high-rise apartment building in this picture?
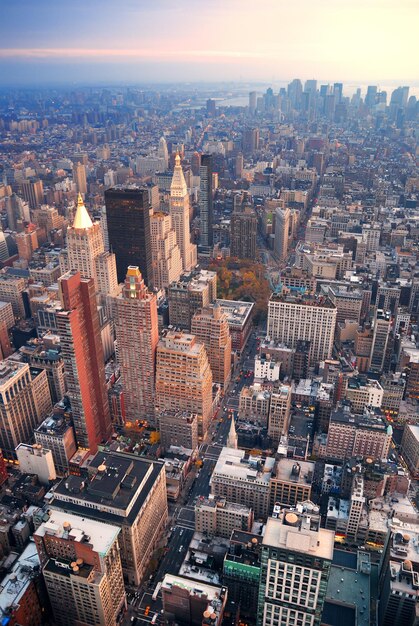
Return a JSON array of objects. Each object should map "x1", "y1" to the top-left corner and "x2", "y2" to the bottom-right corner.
[
  {"x1": 52, "y1": 451, "x2": 168, "y2": 586},
  {"x1": 268, "y1": 384, "x2": 292, "y2": 443},
  {"x1": 267, "y1": 292, "x2": 337, "y2": 363},
  {"x1": 257, "y1": 503, "x2": 334, "y2": 626},
  {"x1": 112, "y1": 266, "x2": 159, "y2": 423},
  {"x1": 0, "y1": 359, "x2": 52, "y2": 460},
  {"x1": 155, "y1": 331, "x2": 213, "y2": 436},
  {"x1": 191, "y1": 304, "x2": 232, "y2": 388},
  {"x1": 72, "y1": 161, "x2": 87, "y2": 195},
  {"x1": 170, "y1": 154, "x2": 197, "y2": 271},
  {"x1": 150, "y1": 211, "x2": 183, "y2": 290},
  {"x1": 56, "y1": 271, "x2": 112, "y2": 453},
  {"x1": 274, "y1": 207, "x2": 291, "y2": 260},
  {"x1": 0, "y1": 272, "x2": 27, "y2": 318},
  {"x1": 34, "y1": 510, "x2": 126, "y2": 626},
  {"x1": 20, "y1": 178, "x2": 44, "y2": 209},
  {"x1": 199, "y1": 154, "x2": 214, "y2": 248},
  {"x1": 230, "y1": 204, "x2": 258, "y2": 259},
  {"x1": 105, "y1": 186, "x2": 153, "y2": 285}
]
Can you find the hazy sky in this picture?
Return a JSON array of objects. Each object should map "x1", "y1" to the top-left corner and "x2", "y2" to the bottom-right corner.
[{"x1": 1, "y1": 0, "x2": 418, "y2": 85}]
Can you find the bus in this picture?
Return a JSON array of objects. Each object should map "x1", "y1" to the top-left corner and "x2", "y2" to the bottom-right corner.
[{"x1": 152, "y1": 582, "x2": 162, "y2": 602}]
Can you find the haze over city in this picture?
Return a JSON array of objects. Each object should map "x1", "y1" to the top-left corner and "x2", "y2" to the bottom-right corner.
[{"x1": 1, "y1": 0, "x2": 418, "y2": 85}]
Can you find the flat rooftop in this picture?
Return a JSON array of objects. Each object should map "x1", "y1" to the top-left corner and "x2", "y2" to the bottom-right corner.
[
  {"x1": 263, "y1": 509, "x2": 334, "y2": 561},
  {"x1": 0, "y1": 543, "x2": 40, "y2": 619},
  {"x1": 212, "y1": 447, "x2": 274, "y2": 486},
  {"x1": 53, "y1": 451, "x2": 164, "y2": 524},
  {"x1": 162, "y1": 573, "x2": 224, "y2": 604},
  {"x1": 216, "y1": 299, "x2": 254, "y2": 326},
  {"x1": 273, "y1": 458, "x2": 314, "y2": 484},
  {"x1": 35, "y1": 509, "x2": 120, "y2": 556}
]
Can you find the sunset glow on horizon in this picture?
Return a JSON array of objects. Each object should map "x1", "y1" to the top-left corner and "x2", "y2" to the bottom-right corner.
[{"x1": 2, "y1": 0, "x2": 418, "y2": 84}]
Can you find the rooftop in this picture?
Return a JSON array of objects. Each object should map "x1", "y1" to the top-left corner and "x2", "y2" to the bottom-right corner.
[
  {"x1": 52, "y1": 451, "x2": 164, "y2": 524},
  {"x1": 263, "y1": 503, "x2": 334, "y2": 561},
  {"x1": 212, "y1": 447, "x2": 274, "y2": 486},
  {"x1": 216, "y1": 299, "x2": 254, "y2": 325},
  {"x1": 0, "y1": 543, "x2": 40, "y2": 620},
  {"x1": 270, "y1": 292, "x2": 336, "y2": 309},
  {"x1": 35, "y1": 509, "x2": 120, "y2": 556}
]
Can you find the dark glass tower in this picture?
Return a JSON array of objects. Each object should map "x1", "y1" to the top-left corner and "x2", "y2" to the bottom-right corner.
[
  {"x1": 104, "y1": 186, "x2": 153, "y2": 285},
  {"x1": 199, "y1": 154, "x2": 213, "y2": 248}
]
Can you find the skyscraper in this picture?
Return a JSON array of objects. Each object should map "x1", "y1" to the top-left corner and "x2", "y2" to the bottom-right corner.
[
  {"x1": 230, "y1": 203, "x2": 257, "y2": 259},
  {"x1": 274, "y1": 207, "x2": 291, "y2": 260},
  {"x1": 257, "y1": 504, "x2": 334, "y2": 626},
  {"x1": 34, "y1": 509, "x2": 126, "y2": 626},
  {"x1": 150, "y1": 211, "x2": 183, "y2": 290},
  {"x1": 369, "y1": 310, "x2": 391, "y2": 372},
  {"x1": 66, "y1": 194, "x2": 118, "y2": 297},
  {"x1": 112, "y1": 266, "x2": 159, "y2": 423},
  {"x1": 56, "y1": 271, "x2": 112, "y2": 453},
  {"x1": 156, "y1": 331, "x2": 213, "y2": 436},
  {"x1": 72, "y1": 161, "x2": 87, "y2": 195},
  {"x1": 105, "y1": 186, "x2": 153, "y2": 285},
  {"x1": 191, "y1": 303, "x2": 232, "y2": 388},
  {"x1": 170, "y1": 154, "x2": 197, "y2": 271},
  {"x1": 199, "y1": 154, "x2": 214, "y2": 248}
]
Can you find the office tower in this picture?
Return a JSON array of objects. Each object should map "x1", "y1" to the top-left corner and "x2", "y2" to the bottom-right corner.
[
  {"x1": 170, "y1": 154, "x2": 197, "y2": 270},
  {"x1": 191, "y1": 303, "x2": 232, "y2": 388},
  {"x1": 0, "y1": 450, "x2": 8, "y2": 485},
  {"x1": 378, "y1": 521, "x2": 419, "y2": 626},
  {"x1": 323, "y1": 403, "x2": 392, "y2": 461},
  {"x1": 287, "y1": 78, "x2": 303, "y2": 109},
  {"x1": 249, "y1": 91, "x2": 257, "y2": 114},
  {"x1": 15, "y1": 443, "x2": 57, "y2": 484},
  {"x1": 365, "y1": 85, "x2": 378, "y2": 108},
  {"x1": 56, "y1": 271, "x2": 112, "y2": 453},
  {"x1": 105, "y1": 186, "x2": 153, "y2": 285},
  {"x1": 269, "y1": 458, "x2": 314, "y2": 511},
  {"x1": 199, "y1": 154, "x2": 214, "y2": 249},
  {"x1": 0, "y1": 273, "x2": 27, "y2": 318},
  {"x1": 0, "y1": 359, "x2": 52, "y2": 460},
  {"x1": 35, "y1": 413, "x2": 77, "y2": 476},
  {"x1": 230, "y1": 204, "x2": 257, "y2": 259},
  {"x1": 20, "y1": 178, "x2": 44, "y2": 209},
  {"x1": 150, "y1": 211, "x2": 183, "y2": 290},
  {"x1": 158, "y1": 136, "x2": 169, "y2": 169},
  {"x1": 34, "y1": 510, "x2": 126, "y2": 626},
  {"x1": 161, "y1": 574, "x2": 227, "y2": 626},
  {"x1": 52, "y1": 451, "x2": 168, "y2": 586},
  {"x1": 155, "y1": 330, "x2": 213, "y2": 436},
  {"x1": 333, "y1": 82, "x2": 343, "y2": 104},
  {"x1": 211, "y1": 447, "x2": 274, "y2": 518},
  {"x1": 235, "y1": 152, "x2": 244, "y2": 178},
  {"x1": 274, "y1": 207, "x2": 290, "y2": 260},
  {"x1": 293, "y1": 339, "x2": 310, "y2": 382},
  {"x1": 369, "y1": 310, "x2": 391, "y2": 372},
  {"x1": 268, "y1": 384, "x2": 292, "y2": 444},
  {"x1": 324, "y1": 94, "x2": 336, "y2": 120},
  {"x1": 195, "y1": 496, "x2": 253, "y2": 538},
  {"x1": 16, "y1": 226, "x2": 38, "y2": 261},
  {"x1": 257, "y1": 503, "x2": 334, "y2": 626},
  {"x1": 242, "y1": 128, "x2": 260, "y2": 153},
  {"x1": 66, "y1": 194, "x2": 118, "y2": 297},
  {"x1": 112, "y1": 266, "x2": 158, "y2": 423},
  {"x1": 159, "y1": 410, "x2": 199, "y2": 450},
  {"x1": 267, "y1": 292, "x2": 337, "y2": 363},
  {"x1": 206, "y1": 98, "x2": 216, "y2": 116},
  {"x1": 305, "y1": 79, "x2": 317, "y2": 94},
  {"x1": 400, "y1": 425, "x2": 419, "y2": 478},
  {"x1": 216, "y1": 299, "x2": 254, "y2": 352},
  {"x1": 72, "y1": 161, "x2": 87, "y2": 194},
  {"x1": 346, "y1": 473, "x2": 365, "y2": 541},
  {"x1": 191, "y1": 151, "x2": 201, "y2": 176},
  {"x1": 168, "y1": 268, "x2": 217, "y2": 330}
]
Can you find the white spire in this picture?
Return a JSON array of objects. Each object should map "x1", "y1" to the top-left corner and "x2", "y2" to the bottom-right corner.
[
  {"x1": 170, "y1": 153, "x2": 188, "y2": 197},
  {"x1": 227, "y1": 416, "x2": 238, "y2": 449},
  {"x1": 72, "y1": 193, "x2": 93, "y2": 229}
]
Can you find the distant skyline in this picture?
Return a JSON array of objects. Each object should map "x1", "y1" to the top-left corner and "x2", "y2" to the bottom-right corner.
[{"x1": 1, "y1": 0, "x2": 418, "y2": 86}]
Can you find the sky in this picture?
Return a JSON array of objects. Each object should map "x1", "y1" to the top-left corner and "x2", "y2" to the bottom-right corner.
[{"x1": 1, "y1": 0, "x2": 418, "y2": 86}]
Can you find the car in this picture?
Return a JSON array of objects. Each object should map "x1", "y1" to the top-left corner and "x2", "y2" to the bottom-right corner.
[
  {"x1": 179, "y1": 529, "x2": 184, "y2": 535},
  {"x1": 179, "y1": 546, "x2": 183, "y2": 552}
]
